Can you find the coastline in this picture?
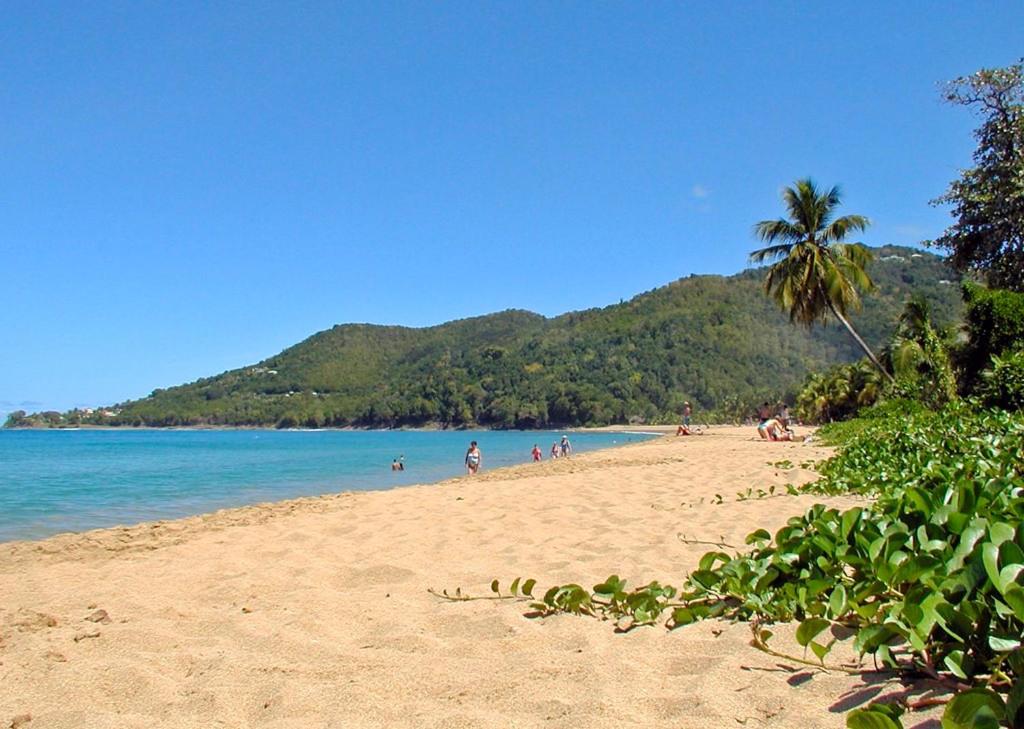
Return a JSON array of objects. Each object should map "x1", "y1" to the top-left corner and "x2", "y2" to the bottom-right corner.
[
  {"x1": 1, "y1": 425, "x2": 917, "y2": 728},
  {"x1": 2, "y1": 423, "x2": 683, "y2": 433}
]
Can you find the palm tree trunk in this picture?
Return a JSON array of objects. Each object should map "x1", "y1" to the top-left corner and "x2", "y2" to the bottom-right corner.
[{"x1": 825, "y1": 298, "x2": 895, "y2": 384}]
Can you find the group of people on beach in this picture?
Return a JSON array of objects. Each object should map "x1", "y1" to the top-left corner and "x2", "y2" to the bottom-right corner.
[
  {"x1": 464, "y1": 435, "x2": 573, "y2": 476},
  {"x1": 551, "y1": 435, "x2": 572, "y2": 458},
  {"x1": 422, "y1": 399, "x2": 800, "y2": 480},
  {"x1": 756, "y1": 402, "x2": 802, "y2": 441},
  {"x1": 529, "y1": 436, "x2": 573, "y2": 463},
  {"x1": 675, "y1": 401, "x2": 703, "y2": 436}
]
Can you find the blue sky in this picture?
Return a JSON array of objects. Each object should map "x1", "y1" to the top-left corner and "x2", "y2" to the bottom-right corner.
[{"x1": 3, "y1": 2, "x2": 1022, "y2": 416}]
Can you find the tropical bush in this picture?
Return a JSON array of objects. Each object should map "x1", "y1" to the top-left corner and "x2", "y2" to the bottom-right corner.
[
  {"x1": 795, "y1": 361, "x2": 886, "y2": 423},
  {"x1": 978, "y1": 348, "x2": 1024, "y2": 411},
  {"x1": 887, "y1": 294, "x2": 958, "y2": 409},
  {"x1": 959, "y1": 284, "x2": 1024, "y2": 394}
]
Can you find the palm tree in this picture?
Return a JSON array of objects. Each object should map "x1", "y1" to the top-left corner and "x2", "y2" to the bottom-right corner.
[{"x1": 750, "y1": 178, "x2": 894, "y2": 383}]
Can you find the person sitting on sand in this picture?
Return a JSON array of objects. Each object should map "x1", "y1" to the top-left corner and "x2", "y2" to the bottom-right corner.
[
  {"x1": 465, "y1": 441, "x2": 482, "y2": 475},
  {"x1": 759, "y1": 418, "x2": 804, "y2": 442},
  {"x1": 676, "y1": 423, "x2": 704, "y2": 436},
  {"x1": 531, "y1": 444, "x2": 542, "y2": 462}
]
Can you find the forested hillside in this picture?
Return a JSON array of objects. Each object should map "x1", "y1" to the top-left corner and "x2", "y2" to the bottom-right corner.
[{"x1": 10, "y1": 246, "x2": 961, "y2": 428}]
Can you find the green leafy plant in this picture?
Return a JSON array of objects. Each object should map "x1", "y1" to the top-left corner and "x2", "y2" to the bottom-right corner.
[{"x1": 978, "y1": 348, "x2": 1024, "y2": 411}]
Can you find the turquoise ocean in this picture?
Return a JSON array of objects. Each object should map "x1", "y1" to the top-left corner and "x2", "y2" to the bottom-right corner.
[{"x1": 0, "y1": 429, "x2": 656, "y2": 542}]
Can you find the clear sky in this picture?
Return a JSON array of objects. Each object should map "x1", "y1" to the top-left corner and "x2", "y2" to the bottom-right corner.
[{"x1": 3, "y1": 2, "x2": 1022, "y2": 416}]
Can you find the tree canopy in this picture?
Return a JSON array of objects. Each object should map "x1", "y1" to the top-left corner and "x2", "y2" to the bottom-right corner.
[{"x1": 932, "y1": 59, "x2": 1024, "y2": 291}]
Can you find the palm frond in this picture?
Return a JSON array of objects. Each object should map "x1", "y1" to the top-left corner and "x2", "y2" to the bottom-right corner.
[
  {"x1": 753, "y1": 218, "x2": 803, "y2": 244},
  {"x1": 822, "y1": 215, "x2": 870, "y2": 243},
  {"x1": 749, "y1": 243, "x2": 792, "y2": 265}
]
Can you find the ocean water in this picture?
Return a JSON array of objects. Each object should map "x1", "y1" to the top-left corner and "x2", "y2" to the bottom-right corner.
[{"x1": 0, "y1": 429, "x2": 657, "y2": 542}]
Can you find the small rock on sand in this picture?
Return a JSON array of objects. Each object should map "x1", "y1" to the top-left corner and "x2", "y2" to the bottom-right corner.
[
  {"x1": 73, "y1": 630, "x2": 100, "y2": 642},
  {"x1": 85, "y1": 609, "x2": 111, "y2": 624}
]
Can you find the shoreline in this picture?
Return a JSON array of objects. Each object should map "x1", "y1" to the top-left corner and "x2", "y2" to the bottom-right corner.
[
  {"x1": 2, "y1": 423, "x2": 683, "y2": 433},
  {"x1": 2, "y1": 425, "x2": 902, "y2": 728},
  {"x1": 0, "y1": 428, "x2": 672, "y2": 551}
]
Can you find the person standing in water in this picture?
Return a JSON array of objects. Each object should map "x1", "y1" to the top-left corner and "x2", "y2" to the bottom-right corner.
[
  {"x1": 550, "y1": 442, "x2": 559, "y2": 459},
  {"x1": 559, "y1": 435, "x2": 572, "y2": 457},
  {"x1": 465, "y1": 441, "x2": 482, "y2": 475},
  {"x1": 531, "y1": 444, "x2": 542, "y2": 462}
]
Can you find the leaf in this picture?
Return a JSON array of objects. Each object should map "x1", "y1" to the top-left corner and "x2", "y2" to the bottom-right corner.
[
  {"x1": 990, "y1": 522, "x2": 1016, "y2": 546},
  {"x1": 841, "y1": 507, "x2": 862, "y2": 541},
  {"x1": 509, "y1": 577, "x2": 521, "y2": 596},
  {"x1": 521, "y1": 578, "x2": 536, "y2": 597},
  {"x1": 829, "y1": 584, "x2": 848, "y2": 618},
  {"x1": 490, "y1": 579, "x2": 500, "y2": 594},
  {"x1": 942, "y1": 688, "x2": 1005, "y2": 728},
  {"x1": 1002, "y1": 586, "x2": 1024, "y2": 620},
  {"x1": 671, "y1": 607, "x2": 695, "y2": 626},
  {"x1": 845, "y1": 708, "x2": 902, "y2": 729},
  {"x1": 698, "y1": 551, "x2": 732, "y2": 571},
  {"x1": 796, "y1": 617, "x2": 831, "y2": 648},
  {"x1": 989, "y1": 635, "x2": 1021, "y2": 652},
  {"x1": 810, "y1": 639, "x2": 833, "y2": 661},
  {"x1": 983, "y1": 542, "x2": 1002, "y2": 590},
  {"x1": 944, "y1": 650, "x2": 969, "y2": 680},
  {"x1": 745, "y1": 528, "x2": 771, "y2": 544}
]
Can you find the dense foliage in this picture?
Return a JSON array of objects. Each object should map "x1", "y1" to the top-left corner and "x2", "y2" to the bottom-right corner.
[
  {"x1": 6, "y1": 247, "x2": 960, "y2": 429},
  {"x1": 978, "y1": 349, "x2": 1024, "y2": 412},
  {"x1": 960, "y1": 283, "x2": 1024, "y2": 394},
  {"x1": 794, "y1": 294, "x2": 958, "y2": 424},
  {"x1": 473, "y1": 403, "x2": 1024, "y2": 726},
  {"x1": 931, "y1": 59, "x2": 1024, "y2": 292}
]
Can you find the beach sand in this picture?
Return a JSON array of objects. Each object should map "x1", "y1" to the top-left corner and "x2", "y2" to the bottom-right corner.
[{"x1": 0, "y1": 427, "x2": 936, "y2": 728}]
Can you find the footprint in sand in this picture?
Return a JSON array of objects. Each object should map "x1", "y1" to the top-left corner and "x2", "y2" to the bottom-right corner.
[{"x1": 9, "y1": 610, "x2": 58, "y2": 632}]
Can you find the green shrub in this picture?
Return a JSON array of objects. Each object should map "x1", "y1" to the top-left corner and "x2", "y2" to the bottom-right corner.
[
  {"x1": 978, "y1": 348, "x2": 1024, "y2": 411},
  {"x1": 960, "y1": 283, "x2": 1024, "y2": 392},
  {"x1": 815, "y1": 398, "x2": 926, "y2": 445}
]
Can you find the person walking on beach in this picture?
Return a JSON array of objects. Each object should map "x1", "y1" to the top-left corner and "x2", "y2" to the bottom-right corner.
[
  {"x1": 559, "y1": 435, "x2": 572, "y2": 457},
  {"x1": 531, "y1": 444, "x2": 542, "y2": 462},
  {"x1": 465, "y1": 441, "x2": 482, "y2": 475},
  {"x1": 683, "y1": 401, "x2": 692, "y2": 428}
]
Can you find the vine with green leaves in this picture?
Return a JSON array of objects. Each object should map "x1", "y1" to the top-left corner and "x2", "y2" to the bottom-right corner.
[{"x1": 433, "y1": 402, "x2": 1024, "y2": 728}]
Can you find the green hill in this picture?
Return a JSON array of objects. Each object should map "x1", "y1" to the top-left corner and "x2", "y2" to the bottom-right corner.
[{"x1": 11, "y1": 246, "x2": 962, "y2": 428}]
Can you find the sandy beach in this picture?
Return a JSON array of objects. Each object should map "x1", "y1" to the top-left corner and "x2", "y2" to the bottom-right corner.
[{"x1": 0, "y1": 427, "x2": 927, "y2": 728}]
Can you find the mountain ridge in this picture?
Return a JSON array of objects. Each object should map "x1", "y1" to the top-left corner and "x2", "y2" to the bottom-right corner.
[{"x1": 7, "y1": 246, "x2": 962, "y2": 429}]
